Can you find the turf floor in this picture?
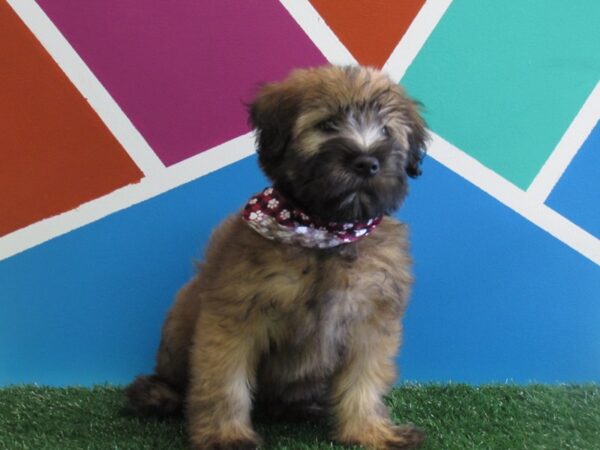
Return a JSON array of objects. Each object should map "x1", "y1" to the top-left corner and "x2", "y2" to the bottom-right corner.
[{"x1": 0, "y1": 384, "x2": 598, "y2": 449}]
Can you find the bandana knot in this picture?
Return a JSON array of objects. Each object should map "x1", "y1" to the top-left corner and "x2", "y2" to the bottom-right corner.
[{"x1": 242, "y1": 187, "x2": 382, "y2": 249}]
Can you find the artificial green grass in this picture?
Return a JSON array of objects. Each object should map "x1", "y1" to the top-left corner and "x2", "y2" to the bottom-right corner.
[{"x1": 0, "y1": 385, "x2": 598, "y2": 449}]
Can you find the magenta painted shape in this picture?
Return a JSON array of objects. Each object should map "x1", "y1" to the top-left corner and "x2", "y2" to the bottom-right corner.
[{"x1": 37, "y1": 1, "x2": 326, "y2": 166}]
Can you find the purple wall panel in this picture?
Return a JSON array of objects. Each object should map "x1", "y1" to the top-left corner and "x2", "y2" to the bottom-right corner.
[{"x1": 37, "y1": 0, "x2": 326, "y2": 166}]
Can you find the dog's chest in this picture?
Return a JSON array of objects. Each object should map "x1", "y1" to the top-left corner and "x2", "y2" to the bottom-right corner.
[
  {"x1": 259, "y1": 243, "x2": 405, "y2": 362},
  {"x1": 255, "y1": 254, "x2": 355, "y2": 382},
  {"x1": 253, "y1": 250, "x2": 404, "y2": 397},
  {"x1": 256, "y1": 249, "x2": 361, "y2": 324}
]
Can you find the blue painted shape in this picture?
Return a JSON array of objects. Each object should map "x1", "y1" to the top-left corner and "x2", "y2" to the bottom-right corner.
[
  {"x1": 0, "y1": 157, "x2": 267, "y2": 385},
  {"x1": 397, "y1": 158, "x2": 600, "y2": 384},
  {"x1": 547, "y1": 121, "x2": 600, "y2": 238},
  {"x1": 1, "y1": 156, "x2": 599, "y2": 386}
]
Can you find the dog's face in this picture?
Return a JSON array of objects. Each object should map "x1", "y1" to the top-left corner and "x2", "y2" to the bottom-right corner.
[{"x1": 250, "y1": 65, "x2": 428, "y2": 222}]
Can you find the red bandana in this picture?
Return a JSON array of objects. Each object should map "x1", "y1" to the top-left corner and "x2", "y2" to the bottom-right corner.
[{"x1": 242, "y1": 187, "x2": 382, "y2": 249}]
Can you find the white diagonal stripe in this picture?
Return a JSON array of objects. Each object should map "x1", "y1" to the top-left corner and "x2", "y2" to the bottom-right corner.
[
  {"x1": 7, "y1": 0, "x2": 164, "y2": 175},
  {"x1": 428, "y1": 133, "x2": 600, "y2": 265},
  {"x1": 527, "y1": 82, "x2": 600, "y2": 202},
  {"x1": 0, "y1": 133, "x2": 256, "y2": 262},
  {"x1": 382, "y1": 0, "x2": 453, "y2": 81},
  {"x1": 279, "y1": 0, "x2": 356, "y2": 65}
]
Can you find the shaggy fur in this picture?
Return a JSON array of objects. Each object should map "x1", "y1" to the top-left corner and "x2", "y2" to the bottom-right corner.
[{"x1": 125, "y1": 65, "x2": 428, "y2": 450}]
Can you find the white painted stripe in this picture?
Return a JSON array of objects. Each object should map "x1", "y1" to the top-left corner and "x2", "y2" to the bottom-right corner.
[
  {"x1": 527, "y1": 82, "x2": 600, "y2": 202},
  {"x1": 382, "y1": 0, "x2": 453, "y2": 81},
  {"x1": 6, "y1": 0, "x2": 164, "y2": 175},
  {"x1": 0, "y1": 133, "x2": 256, "y2": 261},
  {"x1": 428, "y1": 133, "x2": 600, "y2": 266},
  {"x1": 279, "y1": 0, "x2": 357, "y2": 66}
]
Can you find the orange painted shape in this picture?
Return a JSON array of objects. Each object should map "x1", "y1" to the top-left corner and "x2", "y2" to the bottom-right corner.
[
  {"x1": 0, "y1": 3, "x2": 143, "y2": 237},
  {"x1": 310, "y1": 0, "x2": 426, "y2": 68}
]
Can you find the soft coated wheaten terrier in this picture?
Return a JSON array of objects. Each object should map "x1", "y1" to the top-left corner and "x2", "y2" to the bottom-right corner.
[{"x1": 125, "y1": 65, "x2": 428, "y2": 450}]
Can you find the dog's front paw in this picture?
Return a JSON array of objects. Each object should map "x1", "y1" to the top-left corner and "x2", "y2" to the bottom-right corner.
[
  {"x1": 336, "y1": 422, "x2": 425, "y2": 450},
  {"x1": 190, "y1": 437, "x2": 260, "y2": 450},
  {"x1": 380, "y1": 424, "x2": 425, "y2": 450}
]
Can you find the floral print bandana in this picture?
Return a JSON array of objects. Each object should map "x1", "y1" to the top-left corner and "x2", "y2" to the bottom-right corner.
[{"x1": 242, "y1": 187, "x2": 382, "y2": 249}]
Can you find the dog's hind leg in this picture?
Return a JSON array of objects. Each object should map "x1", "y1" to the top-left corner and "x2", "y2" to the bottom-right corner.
[{"x1": 124, "y1": 276, "x2": 203, "y2": 417}]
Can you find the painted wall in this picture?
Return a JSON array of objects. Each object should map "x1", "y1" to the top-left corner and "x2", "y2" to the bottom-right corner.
[{"x1": 1, "y1": 0, "x2": 598, "y2": 386}]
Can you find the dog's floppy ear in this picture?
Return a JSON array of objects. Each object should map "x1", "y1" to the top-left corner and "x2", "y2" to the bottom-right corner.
[
  {"x1": 404, "y1": 100, "x2": 428, "y2": 178},
  {"x1": 248, "y1": 82, "x2": 301, "y2": 171}
]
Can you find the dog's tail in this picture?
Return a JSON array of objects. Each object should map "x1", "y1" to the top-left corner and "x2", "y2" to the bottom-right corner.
[{"x1": 123, "y1": 374, "x2": 183, "y2": 417}]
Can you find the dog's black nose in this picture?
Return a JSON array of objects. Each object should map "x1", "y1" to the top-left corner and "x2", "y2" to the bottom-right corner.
[{"x1": 352, "y1": 156, "x2": 380, "y2": 177}]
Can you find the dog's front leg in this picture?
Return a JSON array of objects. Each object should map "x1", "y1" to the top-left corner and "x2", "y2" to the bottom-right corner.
[
  {"x1": 330, "y1": 319, "x2": 424, "y2": 450},
  {"x1": 186, "y1": 311, "x2": 264, "y2": 450}
]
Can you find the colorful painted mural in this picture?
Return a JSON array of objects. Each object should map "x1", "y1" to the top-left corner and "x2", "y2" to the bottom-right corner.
[{"x1": 1, "y1": 0, "x2": 598, "y2": 386}]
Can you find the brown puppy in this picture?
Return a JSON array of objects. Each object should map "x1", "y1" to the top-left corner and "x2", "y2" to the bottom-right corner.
[{"x1": 125, "y1": 65, "x2": 428, "y2": 450}]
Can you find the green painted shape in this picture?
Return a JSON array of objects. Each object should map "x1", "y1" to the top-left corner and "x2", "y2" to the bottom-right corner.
[{"x1": 401, "y1": 0, "x2": 600, "y2": 189}]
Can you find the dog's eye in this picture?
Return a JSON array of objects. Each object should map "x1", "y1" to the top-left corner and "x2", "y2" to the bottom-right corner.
[
  {"x1": 317, "y1": 120, "x2": 337, "y2": 133},
  {"x1": 382, "y1": 125, "x2": 390, "y2": 137}
]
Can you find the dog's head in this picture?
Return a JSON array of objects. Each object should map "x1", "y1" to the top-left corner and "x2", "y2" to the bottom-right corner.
[{"x1": 249, "y1": 65, "x2": 428, "y2": 222}]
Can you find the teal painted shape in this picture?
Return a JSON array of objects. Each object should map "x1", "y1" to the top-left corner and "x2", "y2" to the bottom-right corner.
[{"x1": 401, "y1": 0, "x2": 600, "y2": 189}]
